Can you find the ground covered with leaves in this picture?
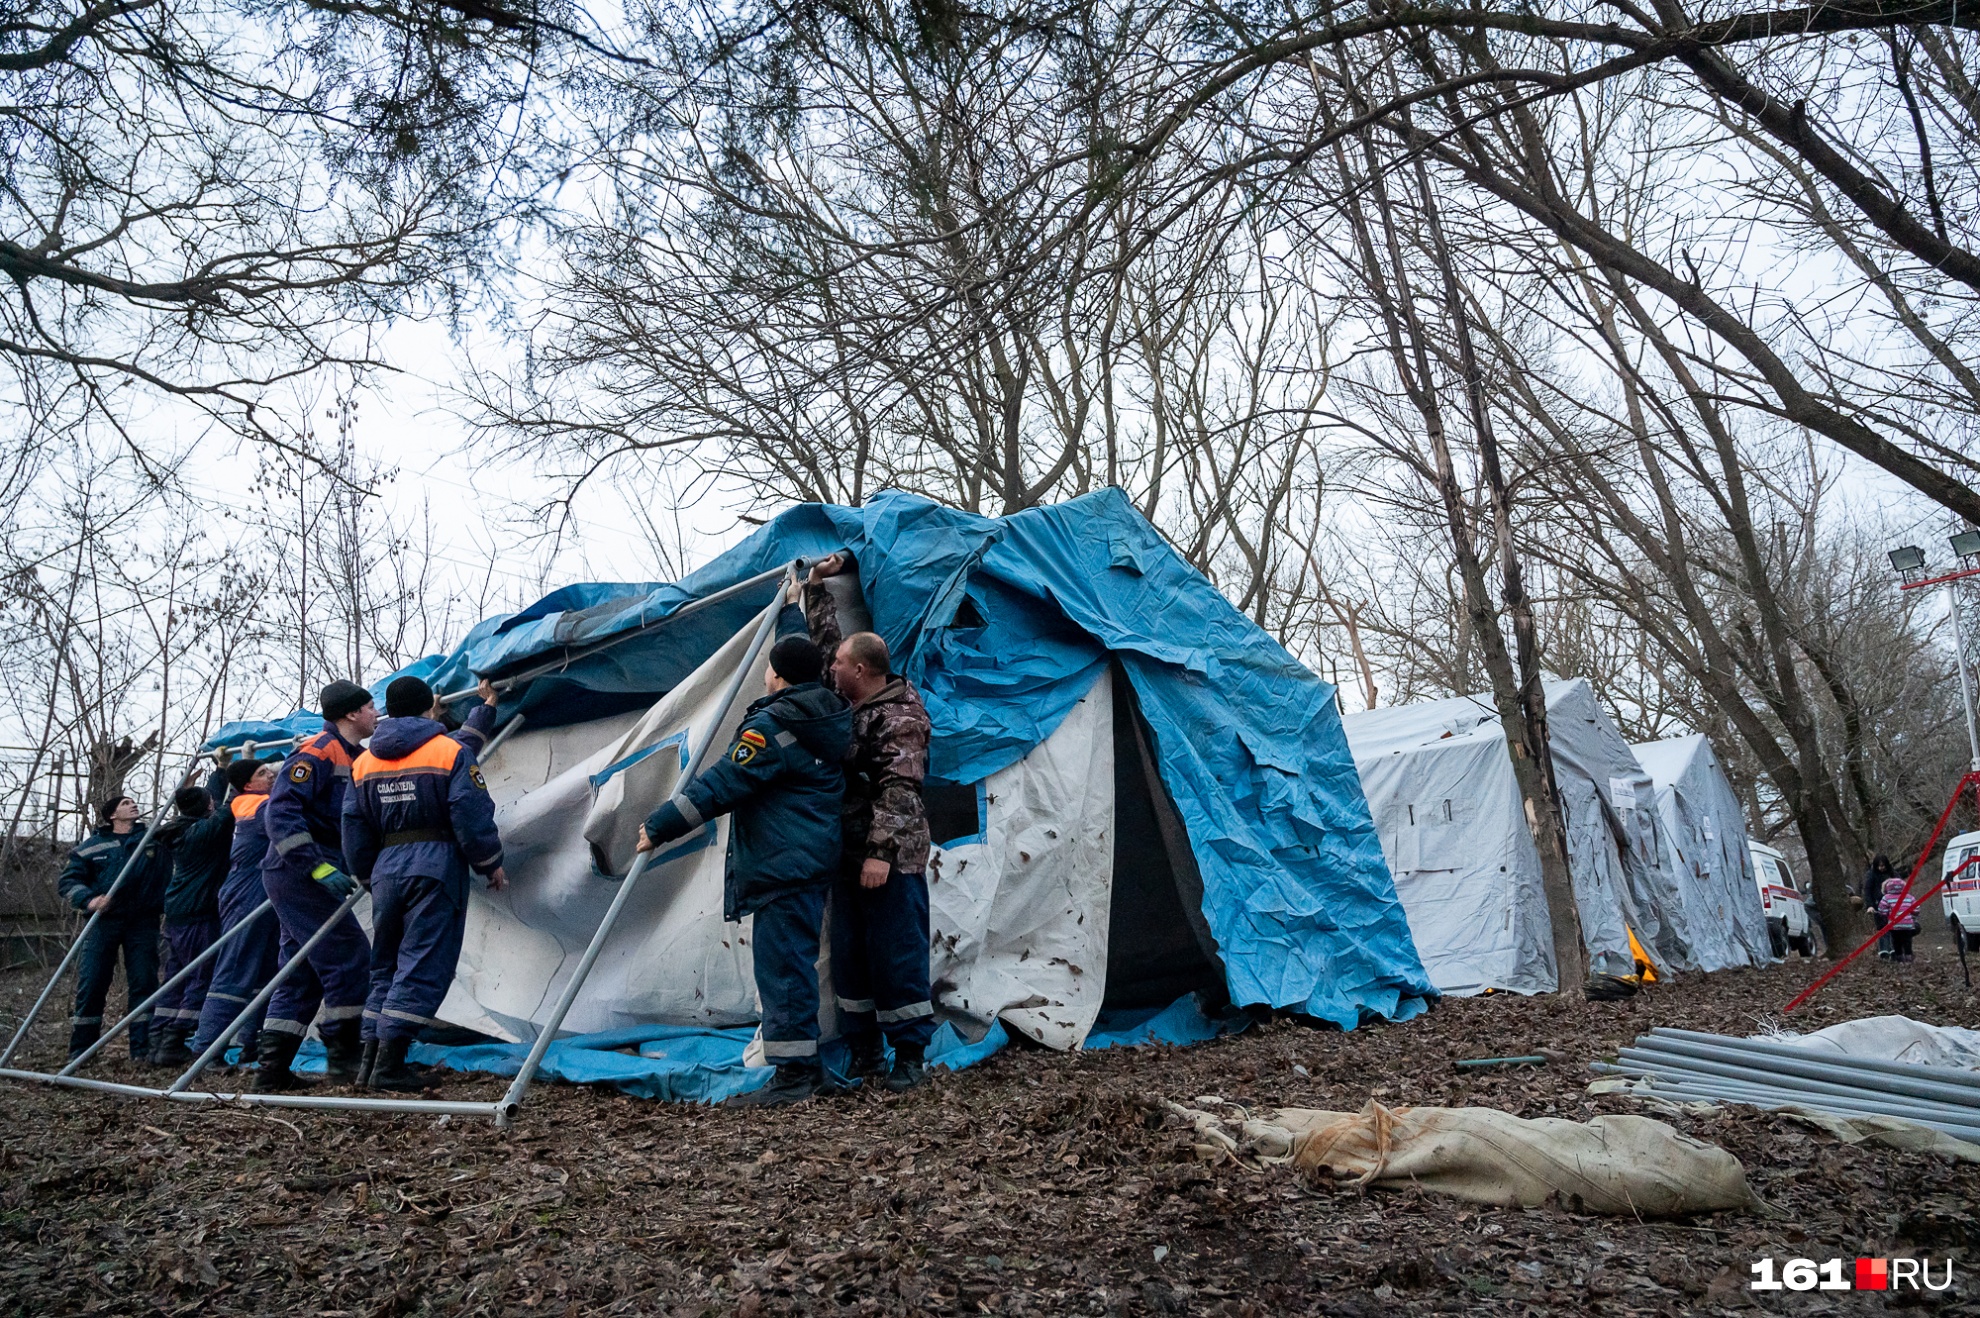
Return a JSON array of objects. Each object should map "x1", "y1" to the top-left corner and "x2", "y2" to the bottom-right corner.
[{"x1": 2, "y1": 945, "x2": 1977, "y2": 1317}]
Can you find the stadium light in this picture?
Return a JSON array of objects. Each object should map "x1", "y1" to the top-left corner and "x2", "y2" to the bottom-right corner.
[{"x1": 1952, "y1": 530, "x2": 1980, "y2": 562}]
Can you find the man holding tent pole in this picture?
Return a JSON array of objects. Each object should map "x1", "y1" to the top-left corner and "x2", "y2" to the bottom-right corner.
[
  {"x1": 637, "y1": 633, "x2": 852, "y2": 1107},
  {"x1": 801, "y1": 554, "x2": 937, "y2": 1092},
  {"x1": 253, "y1": 680, "x2": 378, "y2": 1092},
  {"x1": 57, "y1": 794, "x2": 175, "y2": 1062},
  {"x1": 188, "y1": 755, "x2": 282, "y2": 1067},
  {"x1": 342, "y1": 675, "x2": 507, "y2": 1091},
  {"x1": 146, "y1": 768, "x2": 237, "y2": 1065}
]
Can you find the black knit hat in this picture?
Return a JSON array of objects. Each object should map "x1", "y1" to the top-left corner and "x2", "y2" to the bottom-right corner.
[
  {"x1": 174, "y1": 785, "x2": 212, "y2": 816},
  {"x1": 224, "y1": 758, "x2": 264, "y2": 791},
  {"x1": 320, "y1": 679, "x2": 373, "y2": 722},
  {"x1": 385, "y1": 674, "x2": 436, "y2": 718},
  {"x1": 768, "y1": 635, "x2": 824, "y2": 685}
]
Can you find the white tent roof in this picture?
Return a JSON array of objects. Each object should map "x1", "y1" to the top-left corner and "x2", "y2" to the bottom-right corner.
[
  {"x1": 1344, "y1": 679, "x2": 1697, "y2": 993},
  {"x1": 1629, "y1": 734, "x2": 1774, "y2": 970}
]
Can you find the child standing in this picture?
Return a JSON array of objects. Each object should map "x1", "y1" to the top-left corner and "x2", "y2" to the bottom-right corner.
[{"x1": 1879, "y1": 875, "x2": 1919, "y2": 963}]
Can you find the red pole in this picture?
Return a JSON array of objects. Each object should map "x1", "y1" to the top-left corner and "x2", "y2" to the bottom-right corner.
[{"x1": 1783, "y1": 771, "x2": 1980, "y2": 1013}]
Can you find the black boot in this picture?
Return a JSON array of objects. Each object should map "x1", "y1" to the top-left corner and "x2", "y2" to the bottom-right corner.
[
  {"x1": 252, "y1": 1029, "x2": 306, "y2": 1093},
  {"x1": 724, "y1": 1063, "x2": 821, "y2": 1108},
  {"x1": 355, "y1": 1038, "x2": 378, "y2": 1089},
  {"x1": 370, "y1": 1037, "x2": 442, "y2": 1092},
  {"x1": 322, "y1": 1029, "x2": 364, "y2": 1083},
  {"x1": 884, "y1": 1042, "x2": 929, "y2": 1093},
  {"x1": 147, "y1": 1025, "x2": 192, "y2": 1069},
  {"x1": 127, "y1": 1023, "x2": 152, "y2": 1063},
  {"x1": 65, "y1": 1020, "x2": 102, "y2": 1064}
]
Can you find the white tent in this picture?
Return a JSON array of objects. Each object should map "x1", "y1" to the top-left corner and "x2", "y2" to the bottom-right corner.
[
  {"x1": 1629, "y1": 734, "x2": 1775, "y2": 970},
  {"x1": 1343, "y1": 679, "x2": 1699, "y2": 994}
]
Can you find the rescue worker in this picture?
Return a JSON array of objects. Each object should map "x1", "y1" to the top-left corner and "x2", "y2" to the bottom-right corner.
[
  {"x1": 637, "y1": 633, "x2": 851, "y2": 1107},
  {"x1": 188, "y1": 756, "x2": 282, "y2": 1067},
  {"x1": 254, "y1": 679, "x2": 377, "y2": 1092},
  {"x1": 148, "y1": 769, "x2": 236, "y2": 1065},
  {"x1": 342, "y1": 675, "x2": 507, "y2": 1090},
  {"x1": 57, "y1": 794, "x2": 173, "y2": 1062},
  {"x1": 803, "y1": 553, "x2": 936, "y2": 1091}
]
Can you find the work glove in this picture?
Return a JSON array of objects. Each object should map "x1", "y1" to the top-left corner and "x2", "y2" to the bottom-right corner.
[{"x1": 310, "y1": 862, "x2": 359, "y2": 900}]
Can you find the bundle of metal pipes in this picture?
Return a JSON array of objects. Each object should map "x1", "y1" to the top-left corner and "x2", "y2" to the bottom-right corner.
[{"x1": 1591, "y1": 1026, "x2": 1980, "y2": 1144}]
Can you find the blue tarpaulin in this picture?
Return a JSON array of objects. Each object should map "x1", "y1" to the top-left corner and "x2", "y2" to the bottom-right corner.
[{"x1": 353, "y1": 489, "x2": 1434, "y2": 1029}]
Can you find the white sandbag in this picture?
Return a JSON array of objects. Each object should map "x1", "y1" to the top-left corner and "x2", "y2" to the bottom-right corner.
[{"x1": 1167, "y1": 1097, "x2": 1756, "y2": 1216}]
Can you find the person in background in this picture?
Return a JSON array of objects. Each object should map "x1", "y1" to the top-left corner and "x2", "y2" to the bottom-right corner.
[
  {"x1": 342, "y1": 675, "x2": 506, "y2": 1091},
  {"x1": 1879, "y1": 873, "x2": 1919, "y2": 964},
  {"x1": 147, "y1": 769, "x2": 236, "y2": 1065},
  {"x1": 637, "y1": 634, "x2": 851, "y2": 1107},
  {"x1": 57, "y1": 794, "x2": 173, "y2": 1062},
  {"x1": 188, "y1": 756, "x2": 282, "y2": 1068},
  {"x1": 255, "y1": 680, "x2": 378, "y2": 1092},
  {"x1": 1863, "y1": 854, "x2": 1898, "y2": 960}
]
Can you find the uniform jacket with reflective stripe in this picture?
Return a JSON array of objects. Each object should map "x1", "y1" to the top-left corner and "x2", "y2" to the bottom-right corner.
[
  {"x1": 644, "y1": 682, "x2": 852, "y2": 921},
  {"x1": 225, "y1": 788, "x2": 273, "y2": 890},
  {"x1": 342, "y1": 715, "x2": 503, "y2": 895},
  {"x1": 261, "y1": 724, "x2": 363, "y2": 877},
  {"x1": 58, "y1": 824, "x2": 172, "y2": 918},
  {"x1": 158, "y1": 768, "x2": 235, "y2": 923}
]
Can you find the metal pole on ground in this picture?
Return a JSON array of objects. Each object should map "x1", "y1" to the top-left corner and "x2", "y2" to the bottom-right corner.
[
  {"x1": 168, "y1": 887, "x2": 366, "y2": 1093},
  {"x1": 493, "y1": 569, "x2": 794, "y2": 1128},
  {"x1": 58, "y1": 898, "x2": 275, "y2": 1075},
  {"x1": 0, "y1": 754, "x2": 207, "y2": 1068}
]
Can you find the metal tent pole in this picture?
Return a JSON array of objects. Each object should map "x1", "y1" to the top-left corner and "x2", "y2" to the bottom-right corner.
[
  {"x1": 58, "y1": 899, "x2": 275, "y2": 1075},
  {"x1": 167, "y1": 887, "x2": 366, "y2": 1093},
  {"x1": 0, "y1": 753, "x2": 207, "y2": 1068},
  {"x1": 436, "y1": 564, "x2": 791, "y2": 705},
  {"x1": 478, "y1": 714, "x2": 526, "y2": 763},
  {"x1": 493, "y1": 571, "x2": 794, "y2": 1128},
  {"x1": 1646, "y1": 1028, "x2": 1980, "y2": 1094}
]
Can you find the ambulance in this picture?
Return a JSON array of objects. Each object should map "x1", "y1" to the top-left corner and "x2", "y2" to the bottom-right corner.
[
  {"x1": 1749, "y1": 840, "x2": 1814, "y2": 957},
  {"x1": 1940, "y1": 831, "x2": 1980, "y2": 953}
]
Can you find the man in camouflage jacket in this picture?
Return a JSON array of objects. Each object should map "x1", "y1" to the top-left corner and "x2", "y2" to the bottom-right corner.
[{"x1": 801, "y1": 553, "x2": 936, "y2": 1091}]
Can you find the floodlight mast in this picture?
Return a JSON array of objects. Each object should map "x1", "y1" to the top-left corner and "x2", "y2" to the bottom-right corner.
[{"x1": 1898, "y1": 536, "x2": 1980, "y2": 772}]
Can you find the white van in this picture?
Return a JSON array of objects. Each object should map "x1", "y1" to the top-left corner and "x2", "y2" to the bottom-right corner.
[
  {"x1": 1940, "y1": 831, "x2": 1980, "y2": 953},
  {"x1": 1749, "y1": 840, "x2": 1813, "y2": 958}
]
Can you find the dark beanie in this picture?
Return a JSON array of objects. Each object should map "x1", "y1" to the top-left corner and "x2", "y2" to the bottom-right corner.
[
  {"x1": 320, "y1": 679, "x2": 373, "y2": 722},
  {"x1": 768, "y1": 635, "x2": 824, "y2": 685},
  {"x1": 224, "y1": 758, "x2": 263, "y2": 791},
  {"x1": 385, "y1": 674, "x2": 436, "y2": 718},
  {"x1": 174, "y1": 785, "x2": 212, "y2": 816}
]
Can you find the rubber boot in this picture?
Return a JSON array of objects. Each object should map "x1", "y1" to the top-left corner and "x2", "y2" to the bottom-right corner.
[
  {"x1": 355, "y1": 1038, "x2": 378, "y2": 1089},
  {"x1": 723, "y1": 1063, "x2": 821, "y2": 1108},
  {"x1": 252, "y1": 1029, "x2": 307, "y2": 1093},
  {"x1": 65, "y1": 1021, "x2": 102, "y2": 1064},
  {"x1": 322, "y1": 1028, "x2": 365, "y2": 1083},
  {"x1": 884, "y1": 1041, "x2": 929, "y2": 1093},
  {"x1": 148, "y1": 1025, "x2": 192, "y2": 1069},
  {"x1": 127, "y1": 1021, "x2": 152, "y2": 1062},
  {"x1": 369, "y1": 1037, "x2": 443, "y2": 1092}
]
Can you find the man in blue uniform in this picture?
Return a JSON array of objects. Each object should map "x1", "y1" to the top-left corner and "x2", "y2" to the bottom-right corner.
[
  {"x1": 188, "y1": 756, "x2": 281, "y2": 1067},
  {"x1": 58, "y1": 795, "x2": 174, "y2": 1061},
  {"x1": 343, "y1": 675, "x2": 507, "y2": 1090},
  {"x1": 148, "y1": 769, "x2": 236, "y2": 1065},
  {"x1": 255, "y1": 679, "x2": 378, "y2": 1092},
  {"x1": 638, "y1": 635, "x2": 851, "y2": 1107}
]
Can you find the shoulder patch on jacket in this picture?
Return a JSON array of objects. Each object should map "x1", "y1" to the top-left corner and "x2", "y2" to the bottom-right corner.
[
  {"x1": 738, "y1": 729, "x2": 768, "y2": 749},
  {"x1": 468, "y1": 764, "x2": 488, "y2": 791},
  {"x1": 730, "y1": 739, "x2": 759, "y2": 765},
  {"x1": 288, "y1": 761, "x2": 313, "y2": 784}
]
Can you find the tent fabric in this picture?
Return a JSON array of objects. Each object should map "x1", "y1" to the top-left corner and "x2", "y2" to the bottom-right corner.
[
  {"x1": 1629, "y1": 734, "x2": 1774, "y2": 970},
  {"x1": 395, "y1": 489, "x2": 1431, "y2": 1033},
  {"x1": 1343, "y1": 679, "x2": 1698, "y2": 994}
]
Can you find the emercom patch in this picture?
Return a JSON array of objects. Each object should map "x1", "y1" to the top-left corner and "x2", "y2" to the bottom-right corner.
[{"x1": 289, "y1": 761, "x2": 313, "y2": 784}]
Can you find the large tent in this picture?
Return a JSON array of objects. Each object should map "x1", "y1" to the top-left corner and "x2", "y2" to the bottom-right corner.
[
  {"x1": 1629, "y1": 734, "x2": 1774, "y2": 970},
  {"x1": 213, "y1": 490, "x2": 1434, "y2": 1059},
  {"x1": 1342, "y1": 679, "x2": 1707, "y2": 995}
]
